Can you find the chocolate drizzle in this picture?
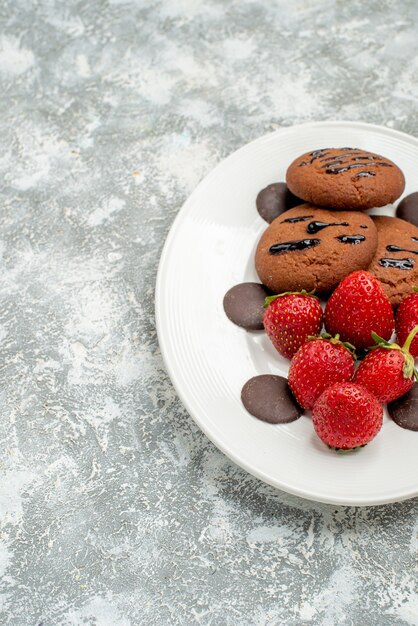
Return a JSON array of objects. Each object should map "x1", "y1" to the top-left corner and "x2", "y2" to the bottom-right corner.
[
  {"x1": 386, "y1": 244, "x2": 418, "y2": 255},
  {"x1": 299, "y1": 149, "x2": 329, "y2": 166},
  {"x1": 360, "y1": 225, "x2": 368, "y2": 229},
  {"x1": 299, "y1": 149, "x2": 388, "y2": 178},
  {"x1": 306, "y1": 220, "x2": 349, "y2": 234},
  {"x1": 336, "y1": 235, "x2": 366, "y2": 244},
  {"x1": 379, "y1": 258, "x2": 414, "y2": 270},
  {"x1": 269, "y1": 239, "x2": 320, "y2": 255},
  {"x1": 281, "y1": 215, "x2": 313, "y2": 224},
  {"x1": 320, "y1": 157, "x2": 380, "y2": 169},
  {"x1": 320, "y1": 152, "x2": 358, "y2": 162},
  {"x1": 325, "y1": 162, "x2": 392, "y2": 174},
  {"x1": 352, "y1": 172, "x2": 376, "y2": 180},
  {"x1": 310, "y1": 149, "x2": 327, "y2": 158}
]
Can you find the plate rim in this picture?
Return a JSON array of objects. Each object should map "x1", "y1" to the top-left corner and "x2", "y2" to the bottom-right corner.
[{"x1": 156, "y1": 120, "x2": 418, "y2": 507}]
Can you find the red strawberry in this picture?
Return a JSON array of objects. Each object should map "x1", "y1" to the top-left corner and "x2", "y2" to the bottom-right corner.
[
  {"x1": 288, "y1": 335, "x2": 355, "y2": 410},
  {"x1": 312, "y1": 382, "x2": 383, "y2": 450},
  {"x1": 324, "y1": 271, "x2": 394, "y2": 350},
  {"x1": 263, "y1": 291, "x2": 323, "y2": 359},
  {"x1": 353, "y1": 326, "x2": 418, "y2": 403},
  {"x1": 395, "y1": 288, "x2": 418, "y2": 358}
]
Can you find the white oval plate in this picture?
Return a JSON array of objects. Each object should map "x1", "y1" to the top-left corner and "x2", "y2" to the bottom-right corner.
[{"x1": 156, "y1": 121, "x2": 418, "y2": 506}]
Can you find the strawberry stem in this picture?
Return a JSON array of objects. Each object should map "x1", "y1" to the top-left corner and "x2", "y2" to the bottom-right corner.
[
  {"x1": 402, "y1": 324, "x2": 418, "y2": 353},
  {"x1": 401, "y1": 325, "x2": 418, "y2": 380},
  {"x1": 370, "y1": 331, "x2": 394, "y2": 349}
]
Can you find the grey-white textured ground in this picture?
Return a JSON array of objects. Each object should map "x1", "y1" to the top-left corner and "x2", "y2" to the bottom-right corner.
[{"x1": 0, "y1": 1, "x2": 417, "y2": 624}]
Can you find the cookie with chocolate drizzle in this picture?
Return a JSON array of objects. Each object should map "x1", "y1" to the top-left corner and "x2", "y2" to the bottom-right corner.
[
  {"x1": 286, "y1": 148, "x2": 405, "y2": 210},
  {"x1": 255, "y1": 204, "x2": 378, "y2": 294},
  {"x1": 368, "y1": 215, "x2": 418, "y2": 306}
]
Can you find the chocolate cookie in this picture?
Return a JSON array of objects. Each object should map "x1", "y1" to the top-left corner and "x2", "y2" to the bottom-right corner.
[
  {"x1": 367, "y1": 216, "x2": 418, "y2": 306},
  {"x1": 255, "y1": 205, "x2": 378, "y2": 294},
  {"x1": 256, "y1": 182, "x2": 303, "y2": 223},
  {"x1": 396, "y1": 192, "x2": 418, "y2": 227},
  {"x1": 286, "y1": 148, "x2": 405, "y2": 210}
]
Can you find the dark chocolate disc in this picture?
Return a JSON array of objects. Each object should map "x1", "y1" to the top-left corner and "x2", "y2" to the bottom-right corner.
[
  {"x1": 241, "y1": 375, "x2": 302, "y2": 424},
  {"x1": 396, "y1": 192, "x2": 418, "y2": 228},
  {"x1": 223, "y1": 282, "x2": 270, "y2": 330},
  {"x1": 388, "y1": 385, "x2": 418, "y2": 431},
  {"x1": 256, "y1": 182, "x2": 303, "y2": 223}
]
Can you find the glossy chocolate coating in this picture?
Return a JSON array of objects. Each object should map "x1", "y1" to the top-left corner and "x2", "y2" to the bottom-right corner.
[
  {"x1": 352, "y1": 172, "x2": 376, "y2": 180},
  {"x1": 325, "y1": 162, "x2": 391, "y2": 175},
  {"x1": 386, "y1": 244, "x2": 418, "y2": 255},
  {"x1": 306, "y1": 220, "x2": 349, "y2": 234},
  {"x1": 269, "y1": 239, "x2": 321, "y2": 255},
  {"x1": 282, "y1": 215, "x2": 313, "y2": 224},
  {"x1": 378, "y1": 258, "x2": 414, "y2": 270},
  {"x1": 336, "y1": 235, "x2": 366, "y2": 244}
]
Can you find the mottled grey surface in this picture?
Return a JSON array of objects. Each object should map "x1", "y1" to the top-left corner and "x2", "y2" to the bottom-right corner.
[{"x1": 0, "y1": 1, "x2": 417, "y2": 624}]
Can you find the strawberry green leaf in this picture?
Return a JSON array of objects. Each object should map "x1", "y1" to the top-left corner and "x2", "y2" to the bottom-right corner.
[
  {"x1": 314, "y1": 332, "x2": 357, "y2": 358},
  {"x1": 264, "y1": 295, "x2": 280, "y2": 308},
  {"x1": 263, "y1": 289, "x2": 318, "y2": 308},
  {"x1": 400, "y1": 326, "x2": 418, "y2": 379}
]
